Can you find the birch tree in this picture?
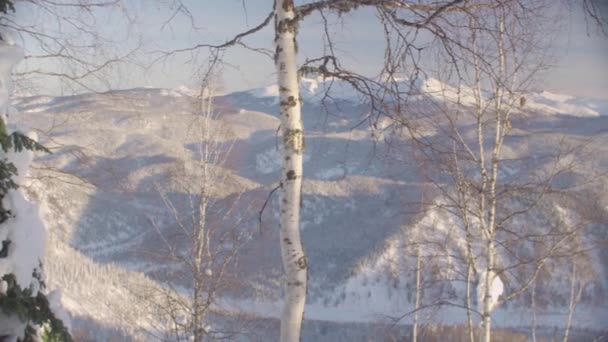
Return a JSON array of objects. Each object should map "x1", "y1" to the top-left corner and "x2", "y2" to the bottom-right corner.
[
  {"x1": 137, "y1": 61, "x2": 253, "y2": 341},
  {"x1": 382, "y1": 2, "x2": 605, "y2": 341},
  {"x1": 272, "y1": 2, "x2": 504, "y2": 340},
  {"x1": 272, "y1": 2, "x2": 481, "y2": 340},
  {"x1": 273, "y1": 2, "x2": 308, "y2": 341},
  {"x1": 155, "y1": 1, "x2": 606, "y2": 340},
  {"x1": 163, "y1": 2, "x2": 491, "y2": 340}
]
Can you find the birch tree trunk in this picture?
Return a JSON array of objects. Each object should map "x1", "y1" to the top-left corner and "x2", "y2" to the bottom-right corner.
[
  {"x1": 274, "y1": 1, "x2": 308, "y2": 341},
  {"x1": 412, "y1": 245, "x2": 422, "y2": 342},
  {"x1": 470, "y1": 14, "x2": 493, "y2": 342},
  {"x1": 466, "y1": 262, "x2": 475, "y2": 342},
  {"x1": 481, "y1": 7, "x2": 507, "y2": 342},
  {"x1": 481, "y1": 246, "x2": 495, "y2": 342},
  {"x1": 531, "y1": 282, "x2": 538, "y2": 342},
  {"x1": 564, "y1": 260, "x2": 584, "y2": 342},
  {"x1": 563, "y1": 261, "x2": 576, "y2": 342}
]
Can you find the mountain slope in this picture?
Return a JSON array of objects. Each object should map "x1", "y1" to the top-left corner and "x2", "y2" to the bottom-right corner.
[{"x1": 13, "y1": 80, "x2": 608, "y2": 339}]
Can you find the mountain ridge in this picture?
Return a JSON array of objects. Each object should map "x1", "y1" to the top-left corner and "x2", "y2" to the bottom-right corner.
[{"x1": 12, "y1": 80, "x2": 608, "y2": 339}]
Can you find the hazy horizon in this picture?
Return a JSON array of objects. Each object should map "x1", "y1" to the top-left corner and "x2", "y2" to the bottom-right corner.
[{"x1": 14, "y1": 0, "x2": 608, "y2": 99}]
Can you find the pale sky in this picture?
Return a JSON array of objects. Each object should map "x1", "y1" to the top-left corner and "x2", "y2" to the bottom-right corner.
[{"x1": 13, "y1": 0, "x2": 608, "y2": 99}]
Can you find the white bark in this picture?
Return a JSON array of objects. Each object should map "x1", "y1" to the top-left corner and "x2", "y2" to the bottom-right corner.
[
  {"x1": 531, "y1": 283, "x2": 537, "y2": 342},
  {"x1": 481, "y1": 251, "x2": 495, "y2": 342},
  {"x1": 563, "y1": 261, "x2": 576, "y2": 342},
  {"x1": 480, "y1": 7, "x2": 507, "y2": 342},
  {"x1": 274, "y1": 1, "x2": 308, "y2": 341},
  {"x1": 412, "y1": 245, "x2": 422, "y2": 342},
  {"x1": 466, "y1": 262, "x2": 475, "y2": 342},
  {"x1": 564, "y1": 261, "x2": 584, "y2": 342},
  {"x1": 469, "y1": 15, "x2": 494, "y2": 342}
]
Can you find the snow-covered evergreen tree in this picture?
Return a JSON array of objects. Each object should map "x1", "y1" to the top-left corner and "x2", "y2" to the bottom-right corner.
[{"x1": 0, "y1": 24, "x2": 71, "y2": 342}]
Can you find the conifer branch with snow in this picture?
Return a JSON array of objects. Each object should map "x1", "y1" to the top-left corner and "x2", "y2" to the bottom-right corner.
[{"x1": 0, "y1": 29, "x2": 71, "y2": 341}]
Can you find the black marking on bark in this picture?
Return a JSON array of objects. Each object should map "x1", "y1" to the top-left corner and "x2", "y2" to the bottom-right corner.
[
  {"x1": 288, "y1": 96, "x2": 297, "y2": 107},
  {"x1": 286, "y1": 170, "x2": 296, "y2": 180},
  {"x1": 283, "y1": 128, "x2": 304, "y2": 154},
  {"x1": 277, "y1": 19, "x2": 292, "y2": 34},
  {"x1": 274, "y1": 14, "x2": 279, "y2": 41},
  {"x1": 0, "y1": 240, "x2": 10, "y2": 258},
  {"x1": 280, "y1": 96, "x2": 297, "y2": 108},
  {"x1": 274, "y1": 46, "x2": 282, "y2": 63},
  {"x1": 296, "y1": 256, "x2": 307, "y2": 270},
  {"x1": 282, "y1": 0, "x2": 294, "y2": 12}
]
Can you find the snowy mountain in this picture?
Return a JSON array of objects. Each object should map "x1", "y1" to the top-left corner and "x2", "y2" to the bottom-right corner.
[{"x1": 12, "y1": 79, "x2": 608, "y2": 340}]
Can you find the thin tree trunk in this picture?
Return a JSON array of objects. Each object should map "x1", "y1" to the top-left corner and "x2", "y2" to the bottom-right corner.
[
  {"x1": 482, "y1": 5, "x2": 508, "y2": 341},
  {"x1": 193, "y1": 283, "x2": 202, "y2": 342},
  {"x1": 453, "y1": 138, "x2": 476, "y2": 342},
  {"x1": 274, "y1": 1, "x2": 308, "y2": 341},
  {"x1": 563, "y1": 261, "x2": 583, "y2": 342},
  {"x1": 531, "y1": 282, "x2": 537, "y2": 342},
  {"x1": 412, "y1": 245, "x2": 422, "y2": 342},
  {"x1": 192, "y1": 92, "x2": 214, "y2": 342},
  {"x1": 470, "y1": 14, "x2": 493, "y2": 342},
  {"x1": 466, "y1": 262, "x2": 475, "y2": 342},
  {"x1": 482, "y1": 248, "x2": 495, "y2": 342}
]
